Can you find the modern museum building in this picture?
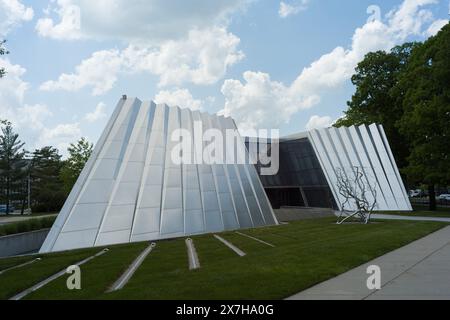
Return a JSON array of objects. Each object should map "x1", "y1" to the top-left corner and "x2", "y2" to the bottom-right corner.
[{"x1": 40, "y1": 97, "x2": 411, "y2": 253}]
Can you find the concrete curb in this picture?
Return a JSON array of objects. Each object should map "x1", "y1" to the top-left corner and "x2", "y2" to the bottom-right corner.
[
  {"x1": 186, "y1": 238, "x2": 200, "y2": 270},
  {"x1": 214, "y1": 235, "x2": 246, "y2": 257},
  {"x1": 108, "y1": 243, "x2": 156, "y2": 292},
  {"x1": 10, "y1": 248, "x2": 109, "y2": 300}
]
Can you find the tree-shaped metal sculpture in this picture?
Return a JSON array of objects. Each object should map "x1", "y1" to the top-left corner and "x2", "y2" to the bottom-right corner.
[{"x1": 335, "y1": 166, "x2": 377, "y2": 224}]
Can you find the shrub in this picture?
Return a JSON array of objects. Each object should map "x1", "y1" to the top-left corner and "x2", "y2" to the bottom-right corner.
[{"x1": 0, "y1": 216, "x2": 57, "y2": 237}]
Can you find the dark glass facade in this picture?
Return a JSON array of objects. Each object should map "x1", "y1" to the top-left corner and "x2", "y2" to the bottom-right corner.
[{"x1": 248, "y1": 137, "x2": 337, "y2": 210}]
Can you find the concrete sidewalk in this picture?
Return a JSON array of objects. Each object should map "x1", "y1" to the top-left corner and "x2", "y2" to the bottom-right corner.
[
  {"x1": 287, "y1": 226, "x2": 450, "y2": 300},
  {"x1": 372, "y1": 214, "x2": 450, "y2": 223}
]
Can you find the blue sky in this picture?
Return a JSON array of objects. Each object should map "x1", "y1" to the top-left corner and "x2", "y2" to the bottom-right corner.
[{"x1": 0, "y1": 0, "x2": 448, "y2": 155}]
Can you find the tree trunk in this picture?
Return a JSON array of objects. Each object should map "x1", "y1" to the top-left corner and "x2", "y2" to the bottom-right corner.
[
  {"x1": 5, "y1": 176, "x2": 10, "y2": 216},
  {"x1": 428, "y1": 184, "x2": 436, "y2": 211}
]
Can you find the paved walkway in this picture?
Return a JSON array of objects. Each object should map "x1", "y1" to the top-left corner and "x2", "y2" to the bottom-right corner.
[
  {"x1": 288, "y1": 225, "x2": 450, "y2": 300},
  {"x1": 372, "y1": 214, "x2": 450, "y2": 223}
]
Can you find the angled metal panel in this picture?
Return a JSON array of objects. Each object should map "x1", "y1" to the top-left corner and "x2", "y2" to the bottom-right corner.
[
  {"x1": 160, "y1": 106, "x2": 184, "y2": 236},
  {"x1": 206, "y1": 114, "x2": 240, "y2": 230},
  {"x1": 377, "y1": 125, "x2": 412, "y2": 210},
  {"x1": 180, "y1": 108, "x2": 205, "y2": 235},
  {"x1": 347, "y1": 126, "x2": 389, "y2": 210},
  {"x1": 219, "y1": 116, "x2": 254, "y2": 228},
  {"x1": 95, "y1": 99, "x2": 148, "y2": 246},
  {"x1": 358, "y1": 125, "x2": 397, "y2": 210},
  {"x1": 307, "y1": 129, "x2": 342, "y2": 211},
  {"x1": 40, "y1": 97, "x2": 126, "y2": 253},
  {"x1": 369, "y1": 124, "x2": 408, "y2": 210},
  {"x1": 337, "y1": 127, "x2": 377, "y2": 209},
  {"x1": 130, "y1": 103, "x2": 168, "y2": 241},
  {"x1": 310, "y1": 129, "x2": 347, "y2": 209}
]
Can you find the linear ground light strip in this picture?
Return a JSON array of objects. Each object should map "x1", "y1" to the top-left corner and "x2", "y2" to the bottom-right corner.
[
  {"x1": 235, "y1": 231, "x2": 275, "y2": 248},
  {"x1": 214, "y1": 235, "x2": 246, "y2": 257},
  {"x1": 108, "y1": 243, "x2": 156, "y2": 292},
  {"x1": 185, "y1": 238, "x2": 201, "y2": 270},
  {"x1": 10, "y1": 249, "x2": 109, "y2": 300},
  {"x1": 0, "y1": 258, "x2": 42, "y2": 276}
]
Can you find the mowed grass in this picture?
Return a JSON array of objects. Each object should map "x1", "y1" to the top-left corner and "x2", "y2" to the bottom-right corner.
[
  {"x1": 0, "y1": 218, "x2": 447, "y2": 300},
  {"x1": 0, "y1": 247, "x2": 99, "y2": 300},
  {"x1": 104, "y1": 218, "x2": 446, "y2": 300},
  {"x1": 25, "y1": 242, "x2": 148, "y2": 300}
]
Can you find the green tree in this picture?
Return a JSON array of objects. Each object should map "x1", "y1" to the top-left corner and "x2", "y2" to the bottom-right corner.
[
  {"x1": 30, "y1": 147, "x2": 65, "y2": 212},
  {"x1": 0, "y1": 121, "x2": 27, "y2": 214},
  {"x1": 335, "y1": 43, "x2": 420, "y2": 169},
  {"x1": 397, "y1": 23, "x2": 450, "y2": 211},
  {"x1": 0, "y1": 40, "x2": 9, "y2": 78},
  {"x1": 60, "y1": 138, "x2": 93, "y2": 195}
]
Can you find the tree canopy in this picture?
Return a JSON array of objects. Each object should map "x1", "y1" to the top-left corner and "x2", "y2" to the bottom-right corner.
[
  {"x1": 30, "y1": 147, "x2": 66, "y2": 212},
  {"x1": 60, "y1": 138, "x2": 94, "y2": 195},
  {"x1": 336, "y1": 22, "x2": 450, "y2": 210},
  {"x1": 397, "y1": 24, "x2": 450, "y2": 190},
  {"x1": 335, "y1": 42, "x2": 420, "y2": 169},
  {"x1": 0, "y1": 40, "x2": 8, "y2": 78},
  {"x1": 0, "y1": 121, "x2": 27, "y2": 214}
]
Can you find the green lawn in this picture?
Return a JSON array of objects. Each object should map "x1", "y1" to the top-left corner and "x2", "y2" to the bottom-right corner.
[
  {"x1": 0, "y1": 247, "x2": 99, "y2": 299},
  {"x1": 0, "y1": 217, "x2": 446, "y2": 300}
]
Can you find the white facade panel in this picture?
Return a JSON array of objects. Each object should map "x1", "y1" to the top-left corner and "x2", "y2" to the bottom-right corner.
[
  {"x1": 41, "y1": 96, "x2": 276, "y2": 253},
  {"x1": 308, "y1": 125, "x2": 411, "y2": 212}
]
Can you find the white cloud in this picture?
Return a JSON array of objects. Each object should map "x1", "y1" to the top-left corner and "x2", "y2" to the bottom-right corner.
[
  {"x1": 221, "y1": 0, "x2": 444, "y2": 130},
  {"x1": 35, "y1": 0, "x2": 82, "y2": 40},
  {"x1": 154, "y1": 89, "x2": 204, "y2": 111},
  {"x1": 38, "y1": 122, "x2": 82, "y2": 153},
  {"x1": 0, "y1": 58, "x2": 82, "y2": 154},
  {"x1": 305, "y1": 115, "x2": 333, "y2": 131},
  {"x1": 220, "y1": 71, "x2": 320, "y2": 131},
  {"x1": 35, "y1": 0, "x2": 248, "y2": 43},
  {"x1": 279, "y1": 1, "x2": 309, "y2": 18},
  {"x1": 40, "y1": 49, "x2": 123, "y2": 95},
  {"x1": 0, "y1": 59, "x2": 52, "y2": 131},
  {"x1": 16, "y1": 104, "x2": 53, "y2": 130},
  {"x1": 40, "y1": 27, "x2": 244, "y2": 94},
  {"x1": 425, "y1": 19, "x2": 448, "y2": 36},
  {"x1": 0, "y1": 0, "x2": 34, "y2": 36},
  {"x1": 85, "y1": 102, "x2": 107, "y2": 122}
]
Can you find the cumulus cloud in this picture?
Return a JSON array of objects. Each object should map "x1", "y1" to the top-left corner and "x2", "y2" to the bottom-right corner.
[
  {"x1": 0, "y1": 59, "x2": 52, "y2": 132},
  {"x1": 0, "y1": 58, "x2": 53, "y2": 148},
  {"x1": 305, "y1": 115, "x2": 333, "y2": 131},
  {"x1": 221, "y1": 0, "x2": 444, "y2": 130},
  {"x1": 0, "y1": 58, "x2": 82, "y2": 154},
  {"x1": 154, "y1": 89, "x2": 204, "y2": 111},
  {"x1": 0, "y1": 0, "x2": 34, "y2": 36},
  {"x1": 220, "y1": 71, "x2": 319, "y2": 132},
  {"x1": 35, "y1": 0, "x2": 82, "y2": 40},
  {"x1": 425, "y1": 19, "x2": 448, "y2": 36},
  {"x1": 279, "y1": 1, "x2": 309, "y2": 18},
  {"x1": 40, "y1": 49, "x2": 123, "y2": 95},
  {"x1": 40, "y1": 27, "x2": 244, "y2": 94},
  {"x1": 85, "y1": 102, "x2": 107, "y2": 122},
  {"x1": 38, "y1": 123, "x2": 82, "y2": 153},
  {"x1": 35, "y1": 0, "x2": 248, "y2": 43}
]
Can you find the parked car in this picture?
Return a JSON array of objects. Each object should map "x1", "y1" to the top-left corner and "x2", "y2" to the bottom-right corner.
[
  {"x1": 409, "y1": 190, "x2": 423, "y2": 198},
  {"x1": 437, "y1": 194, "x2": 450, "y2": 201},
  {"x1": 0, "y1": 204, "x2": 16, "y2": 214}
]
